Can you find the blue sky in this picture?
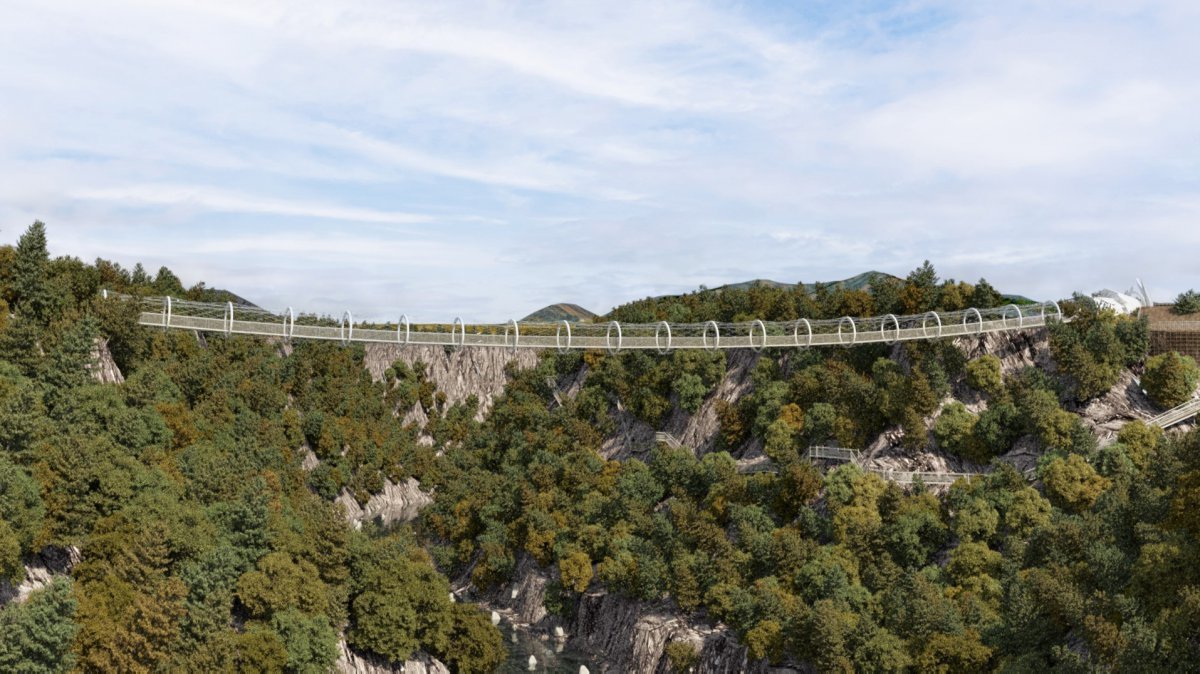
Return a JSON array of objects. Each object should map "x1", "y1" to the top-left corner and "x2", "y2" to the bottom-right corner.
[{"x1": 1, "y1": 0, "x2": 1198, "y2": 321}]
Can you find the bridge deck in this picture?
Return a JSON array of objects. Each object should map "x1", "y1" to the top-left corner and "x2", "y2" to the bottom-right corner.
[{"x1": 122, "y1": 293, "x2": 1063, "y2": 352}]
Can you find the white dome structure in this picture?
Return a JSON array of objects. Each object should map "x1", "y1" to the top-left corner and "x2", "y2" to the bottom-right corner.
[{"x1": 1092, "y1": 289, "x2": 1142, "y2": 315}]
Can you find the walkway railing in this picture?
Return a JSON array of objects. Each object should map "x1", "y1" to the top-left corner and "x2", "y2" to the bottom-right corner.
[
  {"x1": 871, "y1": 469, "x2": 981, "y2": 486},
  {"x1": 110, "y1": 292, "x2": 1063, "y2": 352},
  {"x1": 739, "y1": 444, "x2": 984, "y2": 486},
  {"x1": 805, "y1": 446, "x2": 863, "y2": 463},
  {"x1": 655, "y1": 432, "x2": 684, "y2": 449},
  {"x1": 1149, "y1": 398, "x2": 1200, "y2": 429}
]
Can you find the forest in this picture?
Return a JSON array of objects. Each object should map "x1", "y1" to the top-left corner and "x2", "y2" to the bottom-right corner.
[{"x1": 1, "y1": 221, "x2": 1199, "y2": 672}]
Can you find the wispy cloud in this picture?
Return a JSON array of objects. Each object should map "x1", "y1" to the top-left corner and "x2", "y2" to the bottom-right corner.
[
  {"x1": 1, "y1": 0, "x2": 1198, "y2": 319},
  {"x1": 72, "y1": 185, "x2": 431, "y2": 225}
]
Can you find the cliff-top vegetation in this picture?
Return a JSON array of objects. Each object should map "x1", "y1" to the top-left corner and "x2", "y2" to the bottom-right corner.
[{"x1": 1, "y1": 222, "x2": 1198, "y2": 672}]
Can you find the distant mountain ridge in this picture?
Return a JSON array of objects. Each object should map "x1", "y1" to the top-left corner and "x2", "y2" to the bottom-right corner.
[
  {"x1": 708, "y1": 271, "x2": 899, "y2": 294},
  {"x1": 521, "y1": 303, "x2": 598, "y2": 323}
]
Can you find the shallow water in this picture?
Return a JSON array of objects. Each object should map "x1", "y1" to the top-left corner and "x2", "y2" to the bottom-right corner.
[{"x1": 495, "y1": 622, "x2": 599, "y2": 673}]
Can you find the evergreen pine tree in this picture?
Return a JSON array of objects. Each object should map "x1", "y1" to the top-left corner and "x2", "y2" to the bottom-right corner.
[{"x1": 12, "y1": 222, "x2": 51, "y2": 324}]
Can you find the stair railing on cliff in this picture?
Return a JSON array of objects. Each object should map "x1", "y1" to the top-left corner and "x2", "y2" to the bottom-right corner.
[{"x1": 654, "y1": 432, "x2": 684, "y2": 449}]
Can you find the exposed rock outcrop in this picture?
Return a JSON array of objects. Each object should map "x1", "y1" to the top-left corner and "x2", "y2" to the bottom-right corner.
[
  {"x1": 568, "y1": 592, "x2": 761, "y2": 674},
  {"x1": 300, "y1": 446, "x2": 321, "y2": 471},
  {"x1": 88, "y1": 337, "x2": 124, "y2": 384},
  {"x1": 0, "y1": 546, "x2": 80, "y2": 607},
  {"x1": 1074, "y1": 369, "x2": 1160, "y2": 445},
  {"x1": 602, "y1": 349, "x2": 761, "y2": 460},
  {"x1": 955, "y1": 328, "x2": 1054, "y2": 377},
  {"x1": 495, "y1": 555, "x2": 551, "y2": 626},
  {"x1": 601, "y1": 404, "x2": 657, "y2": 460},
  {"x1": 665, "y1": 349, "x2": 761, "y2": 457},
  {"x1": 335, "y1": 478, "x2": 432, "y2": 529},
  {"x1": 335, "y1": 639, "x2": 449, "y2": 674},
  {"x1": 364, "y1": 344, "x2": 538, "y2": 420}
]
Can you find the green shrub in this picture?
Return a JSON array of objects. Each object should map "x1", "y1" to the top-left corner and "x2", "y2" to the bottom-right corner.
[
  {"x1": 965, "y1": 355, "x2": 1004, "y2": 398},
  {"x1": 934, "y1": 402, "x2": 981, "y2": 460},
  {"x1": 1042, "y1": 455, "x2": 1110, "y2": 513},
  {"x1": 0, "y1": 578, "x2": 79, "y2": 672},
  {"x1": 665, "y1": 641, "x2": 700, "y2": 673},
  {"x1": 1173, "y1": 289, "x2": 1200, "y2": 315},
  {"x1": 1142, "y1": 351, "x2": 1200, "y2": 408}
]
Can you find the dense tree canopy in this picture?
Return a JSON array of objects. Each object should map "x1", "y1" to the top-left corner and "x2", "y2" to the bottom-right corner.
[{"x1": 0, "y1": 223, "x2": 1194, "y2": 672}]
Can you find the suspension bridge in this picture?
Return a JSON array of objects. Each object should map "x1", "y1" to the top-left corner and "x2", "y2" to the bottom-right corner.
[{"x1": 111, "y1": 292, "x2": 1064, "y2": 353}]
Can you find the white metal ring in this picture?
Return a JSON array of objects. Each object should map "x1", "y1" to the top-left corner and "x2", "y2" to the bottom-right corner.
[
  {"x1": 225, "y1": 301, "x2": 233, "y2": 336},
  {"x1": 1047, "y1": 301, "x2": 1062, "y2": 322},
  {"x1": 504, "y1": 319, "x2": 519, "y2": 353},
  {"x1": 452, "y1": 317, "x2": 465, "y2": 349},
  {"x1": 398, "y1": 314, "x2": 412, "y2": 342},
  {"x1": 340, "y1": 311, "x2": 353, "y2": 345},
  {"x1": 882, "y1": 314, "x2": 900, "y2": 344},
  {"x1": 1002, "y1": 304, "x2": 1022, "y2": 329},
  {"x1": 794, "y1": 318, "x2": 813, "y2": 348},
  {"x1": 606, "y1": 321, "x2": 623, "y2": 354},
  {"x1": 702, "y1": 321, "x2": 720, "y2": 350},
  {"x1": 922, "y1": 311, "x2": 943, "y2": 339},
  {"x1": 655, "y1": 321, "x2": 672, "y2": 355},
  {"x1": 284, "y1": 307, "x2": 294, "y2": 341},
  {"x1": 964, "y1": 307, "x2": 983, "y2": 334},
  {"x1": 102, "y1": 288, "x2": 109, "y2": 300},
  {"x1": 164, "y1": 296, "x2": 172, "y2": 331},
  {"x1": 556, "y1": 321, "x2": 572, "y2": 353},
  {"x1": 749, "y1": 319, "x2": 768, "y2": 352},
  {"x1": 837, "y1": 316, "x2": 857, "y2": 346}
]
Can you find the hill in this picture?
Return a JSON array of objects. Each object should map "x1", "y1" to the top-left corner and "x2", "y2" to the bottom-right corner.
[
  {"x1": 713, "y1": 270, "x2": 898, "y2": 294},
  {"x1": 520, "y1": 302, "x2": 597, "y2": 323}
]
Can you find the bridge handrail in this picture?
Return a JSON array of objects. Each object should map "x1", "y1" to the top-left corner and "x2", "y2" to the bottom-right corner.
[
  {"x1": 1149, "y1": 398, "x2": 1200, "y2": 428},
  {"x1": 111, "y1": 292, "x2": 1067, "y2": 351}
]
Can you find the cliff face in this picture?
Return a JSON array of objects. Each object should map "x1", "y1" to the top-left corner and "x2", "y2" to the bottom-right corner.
[
  {"x1": 1075, "y1": 369, "x2": 1160, "y2": 445},
  {"x1": 485, "y1": 555, "x2": 765, "y2": 674},
  {"x1": 600, "y1": 349, "x2": 761, "y2": 460},
  {"x1": 335, "y1": 639, "x2": 449, "y2": 674},
  {"x1": 335, "y1": 477, "x2": 432, "y2": 529},
  {"x1": 493, "y1": 554, "x2": 552, "y2": 626},
  {"x1": 88, "y1": 337, "x2": 124, "y2": 384},
  {"x1": 0, "y1": 546, "x2": 80, "y2": 607},
  {"x1": 956, "y1": 328, "x2": 1055, "y2": 378},
  {"x1": 568, "y1": 592, "x2": 761, "y2": 674},
  {"x1": 364, "y1": 344, "x2": 539, "y2": 420},
  {"x1": 666, "y1": 349, "x2": 761, "y2": 456}
]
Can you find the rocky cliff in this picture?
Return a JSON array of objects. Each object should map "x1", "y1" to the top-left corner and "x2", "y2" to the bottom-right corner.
[
  {"x1": 335, "y1": 639, "x2": 449, "y2": 674},
  {"x1": 364, "y1": 344, "x2": 539, "y2": 420},
  {"x1": 335, "y1": 477, "x2": 432, "y2": 529},
  {"x1": 88, "y1": 337, "x2": 124, "y2": 384},
  {"x1": 568, "y1": 592, "x2": 762, "y2": 674},
  {"x1": 481, "y1": 554, "x2": 768, "y2": 674},
  {"x1": 0, "y1": 546, "x2": 80, "y2": 607},
  {"x1": 601, "y1": 349, "x2": 761, "y2": 460}
]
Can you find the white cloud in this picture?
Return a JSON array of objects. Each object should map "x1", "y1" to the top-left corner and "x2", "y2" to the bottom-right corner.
[
  {"x1": 1, "y1": 0, "x2": 1199, "y2": 318},
  {"x1": 71, "y1": 185, "x2": 432, "y2": 225}
]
